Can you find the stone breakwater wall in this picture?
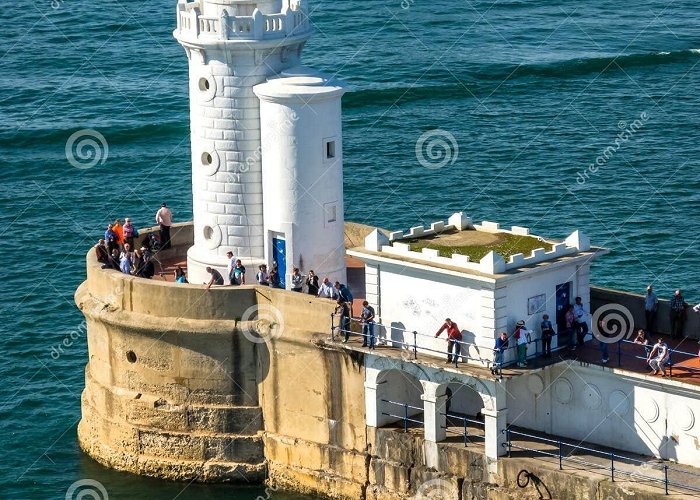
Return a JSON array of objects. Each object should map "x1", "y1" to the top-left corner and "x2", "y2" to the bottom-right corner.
[{"x1": 76, "y1": 222, "x2": 676, "y2": 499}]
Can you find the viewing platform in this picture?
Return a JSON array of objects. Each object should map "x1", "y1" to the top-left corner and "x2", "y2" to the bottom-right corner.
[{"x1": 175, "y1": 0, "x2": 311, "y2": 43}]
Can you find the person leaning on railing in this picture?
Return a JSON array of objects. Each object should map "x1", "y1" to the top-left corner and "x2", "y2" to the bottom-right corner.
[
  {"x1": 491, "y1": 332, "x2": 509, "y2": 375},
  {"x1": 336, "y1": 299, "x2": 351, "y2": 343},
  {"x1": 434, "y1": 318, "x2": 462, "y2": 364}
]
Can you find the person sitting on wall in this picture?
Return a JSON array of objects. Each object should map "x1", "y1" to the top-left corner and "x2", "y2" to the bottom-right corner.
[
  {"x1": 94, "y1": 239, "x2": 109, "y2": 264},
  {"x1": 540, "y1": 314, "x2": 554, "y2": 358},
  {"x1": 491, "y1": 331, "x2": 509, "y2": 375},
  {"x1": 633, "y1": 329, "x2": 653, "y2": 367},
  {"x1": 514, "y1": 320, "x2": 532, "y2": 368},
  {"x1": 291, "y1": 268, "x2": 303, "y2": 292},
  {"x1": 335, "y1": 298, "x2": 351, "y2": 343},
  {"x1": 256, "y1": 264, "x2": 270, "y2": 286},
  {"x1": 573, "y1": 297, "x2": 589, "y2": 347},
  {"x1": 317, "y1": 277, "x2": 337, "y2": 299},
  {"x1": 175, "y1": 266, "x2": 188, "y2": 284},
  {"x1": 306, "y1": 270, "x2": 319, "y2": 296},
  {"x1": 360, "y1": 301, "x2": 376, "y2": 349},
  {"x1": 119, "y1": 243, "x2": 133, "y2": 275},
  {"x1": 435, "y1": 318, "x2": 462, "y2": 364},
  {"x1": 205, "y1": 266, "x2": 224, "y2": 289},
  {"x1": 647, "y1": 337, "x2": 670, "y2": 377},
  {"x1": 669, "y1": 290, "x2": 687, "y2": 339}
]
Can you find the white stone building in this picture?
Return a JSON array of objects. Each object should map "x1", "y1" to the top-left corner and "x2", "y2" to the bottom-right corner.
[{"x1": 348, "y1": 212, "x2": 607, "y2": 365}]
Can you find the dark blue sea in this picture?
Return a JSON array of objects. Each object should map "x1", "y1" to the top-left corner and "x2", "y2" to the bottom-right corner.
[{"x1": 1, "y1": 0, "x2": 699, "y2": 498}]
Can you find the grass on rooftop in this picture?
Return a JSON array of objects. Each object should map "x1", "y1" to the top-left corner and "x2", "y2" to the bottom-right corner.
[{"x1": 407, "y1": 231, "x2": 554, "y2": 262}]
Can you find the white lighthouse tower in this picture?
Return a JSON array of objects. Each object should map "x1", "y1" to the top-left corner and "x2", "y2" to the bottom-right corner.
[{"x1": 173, "y1": 0, "x2": 314, "y2": 284}]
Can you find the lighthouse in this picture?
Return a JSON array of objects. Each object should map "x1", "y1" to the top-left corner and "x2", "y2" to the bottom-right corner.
[{"x1": 174, "y1": 0, "x2": 346, "y2": 286}]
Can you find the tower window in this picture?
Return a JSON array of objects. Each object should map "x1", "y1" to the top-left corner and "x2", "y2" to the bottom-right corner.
[
  {"x1": 324, "y1": 203, "x2": 337, "y2": 225},
  {"x1": 324, "y1": 139, "x2": 336, "y2": 161},
  {"x1": 198, "y1": 78, "x2": 210, "y2": 91},
  {"x1": 203, "y1": 225, "x2": 214, "y2": 240},
  {"x1": 201, "y1": 152, "x2": 213, "y2": 166}
]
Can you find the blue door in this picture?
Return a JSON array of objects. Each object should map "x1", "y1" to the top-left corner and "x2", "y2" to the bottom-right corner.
[
  {"x1": 555, "y1": 281, "x2": 572, "y2": 334},
  {"x1": 272, "y1": 237, "x2": 286, "y2": 288}
]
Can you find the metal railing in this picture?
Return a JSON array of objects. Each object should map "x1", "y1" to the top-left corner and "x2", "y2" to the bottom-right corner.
[
  {"x1": 330, "y1": 313, "x2": 568, "y2": 371},
  {"x1": 441, "y1": 412, "x2": 485, "y2": 446},
  {"x1": 380, "y1": 399, "x2": 423, "y2": 432},
  {"x1": 616, "y1": 339, "x2": 700, "y2": 378},
  {"x1": 503, "y1": 428, "x2": 700, "y2": 495}
]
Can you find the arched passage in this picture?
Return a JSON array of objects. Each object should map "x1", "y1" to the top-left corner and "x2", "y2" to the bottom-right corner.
[
  {"x1": 443, "y1": 382, "x2": 486, "y2": 445},
  {"x1": 375, "y1": 369, "x2": 424, "y2": 430}
]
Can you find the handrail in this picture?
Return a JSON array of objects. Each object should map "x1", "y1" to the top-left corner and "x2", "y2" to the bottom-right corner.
[
  {"x1": 331, "y1": 313, "x2": 563, "y2": 370},
  {"x1": 380, "y1": 398, "x2": 423, "y2": 432},
  {"x1": 616, "y1": 338, "x2": 700, "y2": 378},
  {"x1": 441, "y1": 412, "x2": 485, "y2": 446},
  {"x1": 503, "y1": 428, "x2": 700, "y2": 495}
]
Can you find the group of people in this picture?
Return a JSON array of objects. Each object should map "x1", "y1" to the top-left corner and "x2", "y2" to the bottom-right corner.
[
  {"x1": 644, "y1": 286, "x2": 700, "y2": 339},
  {"x1": 95, "y1": 203, "x2": 176, "y2": 281}
]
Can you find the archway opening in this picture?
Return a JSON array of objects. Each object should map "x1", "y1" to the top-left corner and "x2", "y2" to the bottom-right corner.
[
  {"x1": 443, "y1": 382, "x2": 485, "y2": 445},
  {"x1": 376, "y1": 369, "x2": 424, "y2": 433}
]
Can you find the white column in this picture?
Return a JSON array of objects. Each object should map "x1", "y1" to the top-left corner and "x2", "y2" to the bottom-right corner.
[
  {"x1": 483, "y1": 407, "x2": 508, "y2": 461},
  {"x1": 365, "y1": 366, "x2": 382, "y2": 427},
  {"x1": 421, "y1": 381, "x2": 447, "y2": 443}
]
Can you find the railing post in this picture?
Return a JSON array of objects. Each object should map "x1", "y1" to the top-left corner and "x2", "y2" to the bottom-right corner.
[
  {"x1": 403, "y1": 403, "x2": 408, "y2": 433},
  {"x1": 618, "y1": 339, "x2": 622, "y2": 366},
  {"x1": 664, "y1": 465, "x2": 669, "y2": 495},
  {"x1": 330, "y1": 313, "x2": 335, "y2": 342},
  {"x1": 558, "y1": 440, "x2": 563, "y2": 470},
  {"x1": 610, "y1": 452, "x2": 615, "y2": 481},
  {"x1": 412, "y1": 331, "x2": 418, "y2": 360},
  {"x1": 463, "y1": 418, "x2": 468, "y2": 447},
  {"x1": 506, "y1": 428, "x2": 512, "y2": 457}
]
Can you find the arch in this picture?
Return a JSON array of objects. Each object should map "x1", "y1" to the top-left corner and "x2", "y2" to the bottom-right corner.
[{"x1": 375, "y1": 369, "x2": 424, "y2": 429}]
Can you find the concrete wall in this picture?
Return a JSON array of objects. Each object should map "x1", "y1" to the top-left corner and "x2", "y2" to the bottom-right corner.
[
  {"x1": 592, "y1": 286, "x2": 700, "y2": 340},
  {"x1": 506, "y1": 361, "x2": 700, "y2": 466}
]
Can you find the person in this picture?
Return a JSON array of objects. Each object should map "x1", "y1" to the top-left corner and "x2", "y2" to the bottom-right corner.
[
  {"x1": 226, "y1": 251, "x2": 237, "y2": 285},
  {"x1": 669, "y1": 290, "x2": 687, "y2": 339},
  {"x1": 634, "y1": 329, "x2": 653, "y2": 367},
  {"x1": 514, "y1": 320, "x2": 532, "y2": 367},
  {"x1": 232, "y1": 260, "x2": 246, "y2": 285},
  {"x1": 256, "y1": 264, "x2": 270, "y2": 286},
  {"x1": 269, "y1": 264, "x2": 281, "y2": 288},
  {"x1": 540, "y1": 314, "x2": 554, "y2": 358},
  {"x1": 139, "y1": 255, "x2": 155, "y2": 279},
  {"x1": 94, "y1": 239, "x2": 109, "y2": 264},
  {"x1": 123, "y1": 218, "x2": 136, "y2": 249},
  {"x1": 306, "y1": 270, "x2": 319, "y2": 296},
  {"x1": 107, "y1": 248, "x2": 120, "y2": 270},
  {"x1": 291, "y1": 268, "x2": 303, "y2": 292},
  {"x1": 317, "y1": 278, "x2": 337, "y2": 299},
  {"x1": 132, "y1": 249, "x2": 144, "y2": 276},
  {"x1": 205, "y1": 266, "x2": 224, "y2": 289},
  {"x1": 360, "y1": 301, "x2": 376, "y2": 349},
  {"x1": 105, "y1": 224, "x2": 119, "y2": 254},
  {"x1": 119, "y1": 245, "x2": 133, "y2": 275},
  {"x1": 647, "y1": 337, "x2": 670, "y2": 376},
  {"x1": 573, "y1": 297, "x2": 588, "y2": 347},
  {"x1": 113, "y1": 219, "x2": 124, "y2": 248},
  {"x1": 491, "y1": 332, "x2": 509, "y2": 375},
  {"x1": 175, "y1": 266, "x2": 188, "y2": 284},
  {"x1": 334, "y1": 281, "x2": 354, "y2": 314},
  {"x1": 335, "y1": 299, "x2": 351, "y2": 343},
  {"x1": 565, "y1": 304, "x2": 575, "y2": 350},
  {"x1": 155, "y1": 202, "x2": 173, "y2": 250},
  {"x1": 644, "y1": 285, "x2": 659, "y2": 334},
  {"x1": 435, "y1": 318, "x2": 462, "y2": 364}
]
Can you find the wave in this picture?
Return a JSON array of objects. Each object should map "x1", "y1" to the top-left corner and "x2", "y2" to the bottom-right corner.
[
  {"x1": 0, "y1": 121, "x2": 188, "y2": 149},
  {"x1": 344, "y1": 49, "x2": 700, "y2": 107}
]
